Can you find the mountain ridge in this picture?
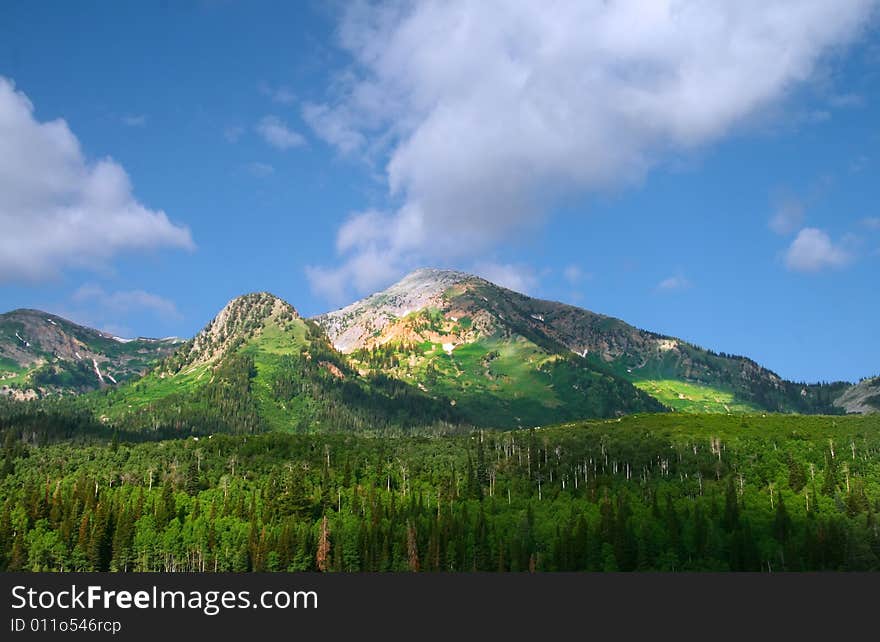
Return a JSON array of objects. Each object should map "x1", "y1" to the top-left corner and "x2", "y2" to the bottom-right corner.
[
  {"x1": 0, "y1": 308, "x2": 182, "y2": 399},
  {"x1": 311, "y1": 268, "x2": 854, "y2": 416},
  {"x1": 0, "y1": 269, "x2": 869, "y2": 423}
]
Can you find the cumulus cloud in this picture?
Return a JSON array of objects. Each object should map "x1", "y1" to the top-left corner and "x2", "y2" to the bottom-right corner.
[
  {"x1": 656, "y1": 274, "x2": 692, "y2": 292},
  {"x1": 306, "y1": 248, "x2": 401, "y2": 306},
  {"x1": 472, "y1": 262, "x2": 538, "y2": 294},
  {"x1": 862, "y1": 216, "x2": 880, "y2": 229},
  {"x1": 256, "y1": 115, "x2": 306, "y2": 150},
  {"x1": 305, "y1": 0, "x2": 876, "y2": 302},
  {"x1": 0, "y1": 77, "x2": 194, "y2": 284},
  {"x1": 769, "y1": 198, "x2": 806, "y2": 235},
  {"x1": 72, "y1": 284, "x2": 181, "y2": 321},
  {"x1": 302, "y1": 102, "x2": 367, "y2": 155},
  {"x1": 784, "y1": 227, "x2": 853, "y2": 272},
  {"x1": 563, "y1": 264, "x2": 592, "y2": 285}
]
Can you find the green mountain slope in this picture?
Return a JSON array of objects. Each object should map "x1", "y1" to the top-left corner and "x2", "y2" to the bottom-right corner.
[
  {"x1": 1, "y1": 268, "x2": 869, "y2": 433},
  {"x1": 87, "y1": 292, "x2": 460, "y2": 434},
  {"x1": 317, "y1": 269, "x2": 666, "y2": 426},
  {"x1": 0, "y1": 309, "x2": 181, "y2": 399},
  {"x1": 316, "y1": 268, "x2": 852, "y2": 417}
]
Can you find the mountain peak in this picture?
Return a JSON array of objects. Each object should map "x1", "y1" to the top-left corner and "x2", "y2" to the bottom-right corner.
[
  {"x1": 398, "y1": 267, "x2": 478, "y2": 284},
  {"x1": 221, "y1": 291, "x2": 299, "y2": 319},
  {"x1": 165, "y1": 292, "x2": 300, "y2": 373},
  {"x1": 315, "y1": 268, "x2": 479, "y2": 352}
]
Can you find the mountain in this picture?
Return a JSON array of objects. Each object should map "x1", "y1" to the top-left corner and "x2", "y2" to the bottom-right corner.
[
  {"x1": 0, "y1": 309, "x2": 182, "y2": 399},
  {"x1": 1, "y1": 268, "x2": 867, "y2": 433},
  {"x1": 316, "y1": 269, "x2": 666, "y2": 426},
  {"x1": 834, "y1": 376, "x2": 880, "y2": 414},
  {"x1": 315, "y1": 268, "x2": 852, "y2": 418},
  {"x1": 88, "y1": 292, "x2": 459, "y2": 434}
]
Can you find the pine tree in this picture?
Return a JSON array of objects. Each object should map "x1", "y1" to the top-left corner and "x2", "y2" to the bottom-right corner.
[
  {"x1": 316, "y1": 515, "x2": 331, "y2": 572},
  {"x1": 406, "y1": 521, "x2": 420, "y2": 572},
  {"x1": 723, "y1": 476, "x2": 739, "y2": 530}
]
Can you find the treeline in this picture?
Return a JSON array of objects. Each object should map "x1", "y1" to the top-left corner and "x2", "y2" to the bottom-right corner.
[
  {"x1": 83, "y1": 340, "x2": 463, "y2": 437},
  {"x1": 0, "y1": 398, "x2": 191, "y2": 445},
  {"x1": 266, "y1": 338, "x2": 461, "y2": 433},
  {"x1": 1, "y1": 414, "x2": 878, "y2": 572}
]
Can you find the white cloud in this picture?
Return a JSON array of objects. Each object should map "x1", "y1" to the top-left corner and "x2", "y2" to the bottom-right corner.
[
  {"x1": 769, "y1": 198, "x2": 806, "y2": 235},
  {"x1": 121, "y1": 114, "x2": 147, "y2": 127},
  {"x1": 302, "y1": 102, "x2": 367, "y2": 155},
  {"x1": 306, "y1": 247, "x2": 401, "y2": 306},
  {"x1": 656, "y1": 274, "x2": 692, "y2": 292},
  {"x1": 471, "y1": 262, "x2": 538, "y2": 294},
  {"x1": 784, "y1": 227, "x2": 853, "y2": 272},
  {"x1": 862, "y1": 216, "x2": 880, "y2": 229},
  {"x1": 259, "y1": 82, "x2": 297, "y2": 105},
  {"x1": 71, "y1": 284, "x2": 181, "y2": 321},
  {"x1": 0, "y1": 77, "x2": 194, "y2": 284},
  {"x1": 245, "y1": 162, "x2": 275, "y2": 178},
  {"x1": 256, "y1": 115, "x2": 306, "y2": 150},
  {"x1": 563, "y1": 264, "x2": 591, "y2": 285},
  {"x1": 305, "y1": 0, "x2": 877, "y2": 302}
]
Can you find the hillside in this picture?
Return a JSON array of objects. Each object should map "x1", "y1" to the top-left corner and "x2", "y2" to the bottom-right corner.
[
  {"x1": 316, "y1": 269, "x2": 666, "y2": 426},
  {"x1": 0, "y1": 309, "x2": 181, "y2": 399},
  {"x1": 87, "y1": 292, "x2": 460, "y2": 434},
  {"x1": 1, "y1": 269, "x2": 868, "y2": 432},
  {"x1": 834, "y1": 376, "x2": 880, "y2": 414},
  {"x1": 316, "y1": 268, "x2": 852, "y2": 416},
  {"x1": 3, "y1": 412, "x2": 878, "y2": 571}
]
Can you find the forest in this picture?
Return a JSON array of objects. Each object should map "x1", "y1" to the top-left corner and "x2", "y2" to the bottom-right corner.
[{"x1": 1, "y1": 410, "x2": 878, "y2": 572}]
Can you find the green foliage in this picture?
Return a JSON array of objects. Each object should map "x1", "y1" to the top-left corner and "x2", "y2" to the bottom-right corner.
[
  {"x1": 633, "y1": 380, "x2": 760, "y2": 413},
  {"x1": 351, "y1": 337, "x2": 664, "y2": 428},
  {"x1": 78, "y1": 312, "x2": 461, "y2": 436},
  {"x1": 1, "y1": 412, "x2": 878, "y2": 572}
]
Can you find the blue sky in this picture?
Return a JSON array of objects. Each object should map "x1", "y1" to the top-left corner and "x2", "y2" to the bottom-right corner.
[{"x1": 1, "y1": 1, "x2": 878, "y2": 384}]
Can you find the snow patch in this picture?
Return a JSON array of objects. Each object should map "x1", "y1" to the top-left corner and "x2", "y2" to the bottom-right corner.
[
  {"x1": 75, "y1": 352, "x2": 82, "y2": 360},
  {"x1": 442, "y1": 342, "x2": 455, "y2": 354},
  {"x1": 530, "y1": 313, "x2": 545, "y2": 322},
  {"x1": 46, "y1": 318, "x2": 57, "y2": 326},
  {"x1": 107, "y1": 373, "x2": 118, "y2": 384},
  {"x1": 14, "y1": 332, "x2": 30, "y2": 347},
  {"x1": 92, "y1": 359, "x2": 105, "y2": 384},
  {"x1": 112, "y1": 336, "x2": 133, "y2": 343}
]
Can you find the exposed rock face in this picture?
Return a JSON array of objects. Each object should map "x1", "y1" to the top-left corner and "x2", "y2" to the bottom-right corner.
[
  {"x1": 315, "y1": 268, "x2": 476, "y2": 352},
  {"x1": 162, "y1": 292, "x2": 300, "y2": 373},
  {"x1": 0, "y1": 308, "x2": 182, "y2": 397},
  {"x1": 834, "y1": 376, "x2": 880, "y2": 414},
  {"x1": 311, "y1": 268, "x2": 850, "y2": 414}
]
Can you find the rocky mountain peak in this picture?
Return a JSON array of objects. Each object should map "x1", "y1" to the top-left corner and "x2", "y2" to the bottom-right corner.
[
  {"x1": 210, "y1": 292, "x2": 299, "y2": 333},
  {"x1": 165, "y1": 292, "x2": 299, "y2": 373},
  {"x1": 315, "y1": 268, "x2": 481, "y2": 352}
]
